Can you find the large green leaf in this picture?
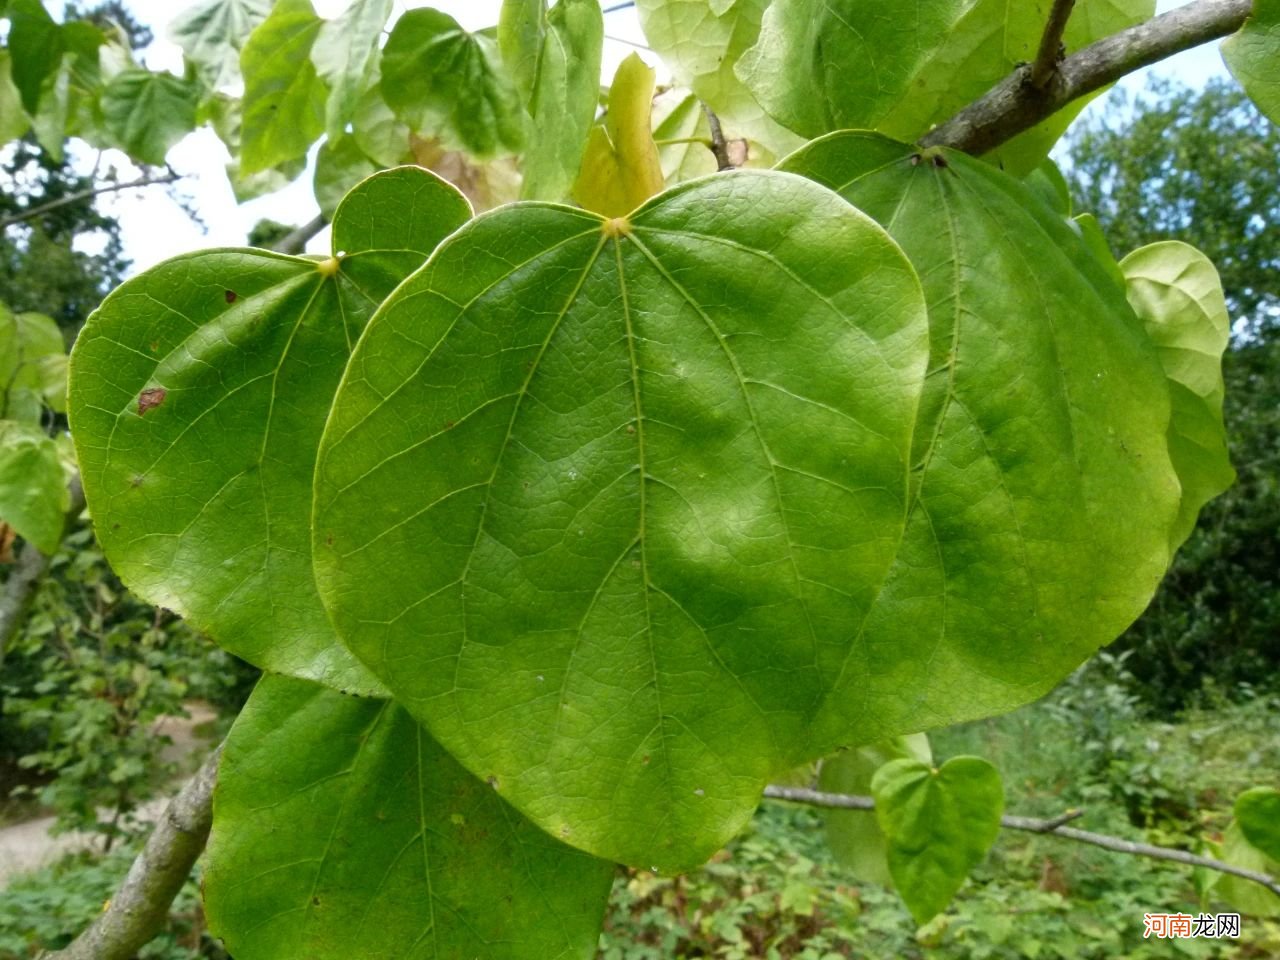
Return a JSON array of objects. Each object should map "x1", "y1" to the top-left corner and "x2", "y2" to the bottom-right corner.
[
  {"x1": 170, "y1": 0, "x2": 271, "y2": 90},
  {"x1": 313, "y1": 170, "x2": 929, "y2": 871},
  {"x1": 68, "y1": 168, "x2": 470, "y2": 696},
  {"x1": 1235, "y1": 787, "x2": 1280, "y2": 864},
  {"x1": 738, "y1": 0, "x2": 1153, "y2": 173},
  {"x1": 100, "y1": 69, "x2": 199, "y2": 166},
  {"x1": 0, "y1": 420, "x2": 69, "y2": 555},
  {"x1": 819, "y1": 734, "x2": 932, "y2": 887},
  {"x1": 872, "y1": 756, "x2": 1003, "y2": 924},
  {"x1": 517, "y1": 0, "x2": 604, "y2": 201},
  {"x1": 205, "y1": 675, "x2": 613, "y2": 960},
  {"x1": 1223, "y1": 0, "x2": 1280, "y2": 125},
  {"x1": 312, "y1": 0, "x2": 393, "y2": 142},
  {"x1": 779, "y1": 133, "x2": 1183, "y2": 750},
  {"x1": 1120, "y1": 241, "x2": 1234, "y2": 549},
  {"x1": 381, "y1": 8, "x2": 526, "y2": 159},
  {"x1": 239, "y1": 0, "x2": 327, "y2": 175},
  {"x1": 636, "y1": 0, "x2": 802, "y2": 162},
  {"x1": 7, "y1": 0, "x2": 63, "y2": 115}
]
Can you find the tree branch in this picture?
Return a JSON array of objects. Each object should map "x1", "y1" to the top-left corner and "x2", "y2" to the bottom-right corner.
[
  {"x1": 0, "y1": 171, "x2": 183, "y2": 231},
  {"x1": 763, "y1": 784, "x2": 1280, "y2": 899},
  {"x1": 921, "y1": 0, "x2": 1253, "y2": 156},
  {"x1": 275, "y1": 214, "x2": 328, "y2": 255},
  {"x1": 701, "y1": 103, "x2": 735, "y2": 172},
  {"x1": 1030, "y1": 0, "x2": 1077, "y2": 89},
  {"x1": 37, "y1": 744, "x2": 224, "y2": 960}
]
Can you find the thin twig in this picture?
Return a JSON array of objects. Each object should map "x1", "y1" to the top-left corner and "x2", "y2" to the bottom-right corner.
[
  {"x1": 274, "y1": 214, "x2": 327, "y2": 255},
  {"x1": 763, "y1": 785, "x2": 1280, "y2": 898},
  {"x1": 0, "y1": 170, "x2": 183, "y2": 231},
  {"x1": 701, "y1": 103, "x2": 734, "y2": 171},
  {"x1": 922, "y1": 0, "x2": 1253, "y2": 156},
  {"x1": 1030, "y1": 0, "x2": 1077, "y2": 88},
  {"x1": 602, "y1": 1, "x2": 636, "y2": 14}
]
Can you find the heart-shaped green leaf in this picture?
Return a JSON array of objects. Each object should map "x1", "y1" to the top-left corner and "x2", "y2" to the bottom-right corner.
[
  {"x1": 170, "y1": 0, "x2": 271, "y2": 90},
  {"x1": 69, "y1": 167, "x2": 470, "y2": 696},
  {"x1": 819, "y1": 734, "x2": 932, "y2": 887},
  {"x1": 100, "y1": 69, "x2": 200, "y2": 167},
  {"x1": 314, "y1": 170, "x2": 930, "y2": 871},
  {"x1": 872, "y1": 756, "x2": 1003, "y2": 924},
  {"x1": 1121, "y1": 241, "x2": 1235, "y2": 548},
  {"x1": 1217, "y1": 820, "x2": 1280, "y2": 917},
  {"x1": 780, "y1": 133, "x2": 1183, "y2": 751},
  {"x1": 312, "y1": 0, "x2": 393, "y2": 142},
  {"x1": 1223, "y1": 0, "x2": 1280, "y2": 126},
  {"x1": 1236, "y1": 787, "x2": 1280, "y2": 864},
  {"x1": 206, "y1": 675, "x2": 614, "y2": 960}
]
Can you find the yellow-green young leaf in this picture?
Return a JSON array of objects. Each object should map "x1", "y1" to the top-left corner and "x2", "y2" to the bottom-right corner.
[
  {"x1": 312, "y1": 0, "x2": 393, "y2": 142},
  {"x1": 739, "y1": 0, "x2": 1153, "y2": 173},
  {"x1": 1217, "y1": 821, "x2": 1280, "y2": 917},
  {"x1": 779, "y1": 134, "x2": 1183, "y2": 751},
  {"x1": 205, "y1": 675, "x2": 614, "y2": 960},
  {"x1": 170, "y1": 0, "x2": 271, "y2": 90},
  {"x1": 313, "y1": 170, "x2": 929, "y2": 871},
  {"x1": 7, "y1": 0, "x2": 62, "y2": 115},
  {"x1": 100, "y1": 69, "x2": 200, "y2": 166},
  {"x1": 240, "y1": 0, "x2": 327, "y2": 175},
  {"x1": 1236, "y1": 787, "x2": 1280, "y2": 864},
  {"x1": 68, "y1": 168, "x2": 470, "y2": 697},
  {"x1": 0, "y1": 420, "x2": 69, "y2": 554},
  {"x1": 1223, "y1": 0, "x2": 1280, "y2": 125},
  {"x1": 1074, "y1": 212, "x2": 1126, "y2": 290},
  {"x1": 572, "y1": 53, "x2": 664, "y2": 217},
  {"x1": 819, "y1": 734, "x2": 932, "y2": 888},
  {"x1": 0, "y1": 50, "x2": 32, "y2": 141},
  {"x1": 872, "y1": 756, "x2": 1003, "y2": 924},
  {"x1": 519, "y1": 0, "x2": 603, "y2": 201},
  {"x1": 636, "y1": 0, "x2": 801, "y2": 163},
  {"x1": 380, "y1": 8, "x2": 526, "y2": 158},
  {"x1": 1121, "y1": 241, "x2": 1235, "y2": 549},
  {"x1": 314, "y1": 135, "x2": 379, "y2": 219}
]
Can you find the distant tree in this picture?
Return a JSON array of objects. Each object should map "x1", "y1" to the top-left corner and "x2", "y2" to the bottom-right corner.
[{"x1": 1066, "y1": 79, "x2": 1280, "y2": 710}]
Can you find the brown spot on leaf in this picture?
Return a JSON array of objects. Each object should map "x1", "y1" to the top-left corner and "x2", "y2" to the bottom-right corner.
[
  {"x1": 932, "y1": 153, "x2": 949, "y2": 169},
  {"x1": 138, "y1": 388, "x2": 166, "y2": 416},
  {"x1": 224, "y1": 290, "x2": 238, "y2": 303},
  {"x1": 642, "y1": 755, "x2": 650, "y2": 765},
  {"x1": 0, "y1": 523, "x2": 15, "y2": 564},
  {"x1": 131, "y1": 474, "x2": 145, "y2": 488}
]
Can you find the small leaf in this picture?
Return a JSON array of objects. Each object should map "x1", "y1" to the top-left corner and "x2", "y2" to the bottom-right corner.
[
  {"x1": 7, "y1": 0, "x2": 63, "y2": 115},
  {"x1": 1223, "y1": 0, "x2": 1280, "y2": 125},
  {"x1": 170, "y1": 0, "x2": 271, "y2": 90},
  {"x1": 572, "y1": 53, "x2": 665, "y2": 216},
  {"x1": 519, "y1": 0, "x2": 604, "y2": 201},
  {"x1": 313, "y1": 170, "x2": 929, "y2": 871},
  {"x1": 819, "y1": 734, "x2": 932, "y2": 888},
  {"x1": 498, "y1": 0, "x2": 545, "y2": 101},
  {"x1": 872, "y1": 756, "x2": 1004, "y2": 924},
  {"x1": 0, "y1": 50, "x2": 32, "y2": 141},
  {"x1": 1, "y1": 307, "x2": 65, "y2": 411},
  {"x1": 350, "y1": 67, "x2": 411, "y2": 167},
  {"x1": 381, "y1": 8, "x2": 526, "y2": 158},
  {"x1": 1217, "y1": 821, "x2": 1280, "y2": 917},
  {"x1": 1024, "y1": 159, "x2": 1072, "y2": 217},
  {"x1": 240, "y1": 0, "x2": 327, "y2": 175},
  {"x1": 314, "y1": 135, "x2": 379, "y2": 219},
  {"x1": 1236, "y1": 787, "x2": 1280, "y2": 864},
  {"x1": 312, "y1": 0, "x2": 393, "y2": 142},
  {"x1": 205, "y1": 675, "x2": 614, "y2": 960},
  {"x1": 636, "y1": 0, "x2": 801, "y2": 162},
  {"x1": 68, "y1": 168, "x2": 470, "y2": 696},
  {"x1": 1121, "y1": 241, "x2": 1235, "y2": 548},
  {"x1": 652, "y1": 89, "x2": 716, "y2": 185},
  {"x1": 100, "y1": 69, "x2": 200, "y2": 166},
  {"x1": 0, "y1": 420, "x2": 69, "y2": 555}
]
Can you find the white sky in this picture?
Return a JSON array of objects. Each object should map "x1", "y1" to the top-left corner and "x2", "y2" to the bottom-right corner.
[{"x1": 85, "y1": 0, "x2": 1229, "y2": 274}]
